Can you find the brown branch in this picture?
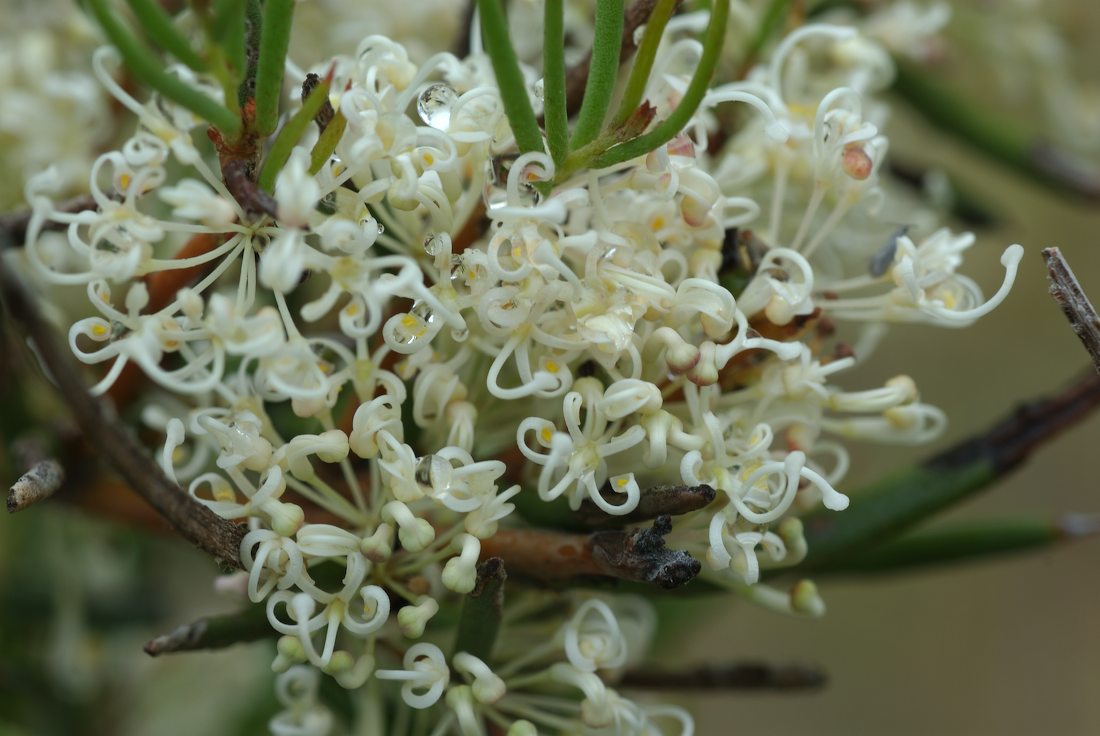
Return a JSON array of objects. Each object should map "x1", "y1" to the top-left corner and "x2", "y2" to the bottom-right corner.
[
  {"x1": 620, "y1": 661, "x2": 826, "y2": 691},
  {"x1": 0, "y1": 232, "x2": 246, "y2": 568},
  {"x1": 0, "y1": 194, "x2": 99, "y2": 246},
  {"x1": 564, "y1": 0, "x2": 679, "y2": 117},
  {"x1": 144, "y1": 605, "x2": 271, "y2": 656},
  {"x1": 1044, "y1": 247, "x2": 1100, "y2": 374},
  {"x1": 7, "y1": 459, "x2": 65, "y2": 513},
  {"x1": 451, "y1": 0, "x2": 477, "y2": 57},
  {"x1": 574, "y1": 483, "x2": 716, "y2": 529},
  {"x1": 479, "y1": 515, "x2": 700, "y2": 589},
  {"x1": 929, "y1": 370, "x2": 1100, "y2": 475}
]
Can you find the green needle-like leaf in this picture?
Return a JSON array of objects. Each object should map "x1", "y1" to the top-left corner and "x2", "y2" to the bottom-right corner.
[
  {"x1": 257, "y1": 72, "x2": 333, "y2": 193},
  {"x1": 543, "y1": 0, "x2": 569, "y2": 168},
  {"x1": 798, "y1": 373, "x2": 1100, "y2": 570},
  {"x1": 477, "y1": 0, "x2": 545, "y2": 156},
  {"x1": 591, "y1": 0, "x2": 728, "y2": 169},
  {"x1": 86, "y1": 0, "x2": 241, "y2": 137},
  {"x1": 125, "y1": 0, "x2": 207, "y2": 72},
  {"x1": 892, "y1": 60, "x2": 1100, "y2": 201},
  {"x1": 817, "y1": 516, "x2": 1098, "y2": 576},
  {"x1": 253, "y1": 0, "x2": 296, "y2": 137},
  {"x1": 612, "y1": 0, "x2": 676, "y2": 127},
  {"x1": 737, "y1": 0, "x2": 790, "y2": 75},
  {"x1": 570, "y1": 0, "x2": 625, "y2": 150},
  {"x1": 309, "y1": 111, "x2": 348, "y2": 175}
]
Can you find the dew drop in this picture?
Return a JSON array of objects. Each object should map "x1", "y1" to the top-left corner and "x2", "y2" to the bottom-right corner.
[
  {"x1": 411, "y1": 300, "x2": 436, "y2": 325},
  {"x1": 417, "y1": 83, "x2": 458, "y2": 130},
  {"x1": 423, "y1": 234, "x2": 444, "y2": 256},
  {"x1": 450, "y1": 325, "x2": 469, "y2": 342}
]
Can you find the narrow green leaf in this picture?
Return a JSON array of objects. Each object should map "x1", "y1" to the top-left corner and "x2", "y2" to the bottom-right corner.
[
  {"x1": 892, "y1": 60, "x2": 1100, "y2": 201},
  {"x1": 570, "y1": 0, "x2": 625, "y2": 150},
  {"x1": 612, "y1": 0, "x2": 677, "y2": 127},
  {"x1": 86, "y1": 0, "x2": 241, "y2": 137},
  {"x1": 800, "y1": 461, "x2": 997, "y2": 570},
  {"x1": 737, "y1": 0, "x2": 790, "y2": 74},
  {"x1": 591, "y1": 0, "x2": 728, "y2": 168},
  {"x1": 799, "y1": 373, "x2": 1100, "y2": 570},
  {"x1": 125, "y1": 0, "x2": 207, "y2": 72},
  {"x1": 477, "y1": 0, "x2": 544, "y2": 156},
  {"x1": 253, "y1": 0, "x2": 296, "y2": 137},
  {"x1": 257, "y1": 73, "x2": 332, "y2": 193},
  {"x1": 452, "y1": 558, "x2": 506, "y2": 660},
  {"x1": 543, "y1": 0, "x2": 569, "y2": 168},
  {"x1": 309, "y1": 111, "x2": 348, "y2": 175},
  {"x1": 818, "y1": 516, "x2": 1097, "y2": 575}
]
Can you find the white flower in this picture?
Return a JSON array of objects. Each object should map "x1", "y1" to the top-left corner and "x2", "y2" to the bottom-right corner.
[{"x1": 376, "y1": 642, "x2": 450, "y2": 709}]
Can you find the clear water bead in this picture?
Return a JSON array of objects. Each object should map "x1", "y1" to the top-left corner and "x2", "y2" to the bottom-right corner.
[
  {"x1": 423, "y1": 234, "x2": 444, "y2": 256},
  {"x1": 417, "y1": 83, "x2": 458, "y2": 130}
]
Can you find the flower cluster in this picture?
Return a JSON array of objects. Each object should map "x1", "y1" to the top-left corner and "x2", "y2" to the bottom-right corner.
[{"x1": 22, "y1": 3, "x2": 1024, "y2": 734}]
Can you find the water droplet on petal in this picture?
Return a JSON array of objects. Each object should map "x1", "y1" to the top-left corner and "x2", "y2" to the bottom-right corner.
[
  {"x1": 417, "y1": 83, "x2": 458, "y2": 130},
  {"x1": 423, "y1": 234, "x2": 444, "y2": 256},
  {"x1": 450, "y1": 325, "x2": 469, "y2": 342}
]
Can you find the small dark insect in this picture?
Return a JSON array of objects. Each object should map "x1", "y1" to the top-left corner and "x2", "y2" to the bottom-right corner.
[
  {"x1": 301, "y1": 73, "x2": 336, "y2": 132},
  {"x1": 720, "y1": 228, "x2": 770, "y2": 297},
  {"x1": 868, "y1": 225, "x2": 909, "y2": 277}
]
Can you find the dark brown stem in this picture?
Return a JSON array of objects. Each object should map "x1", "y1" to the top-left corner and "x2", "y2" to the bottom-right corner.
[
  {"x1": 0, "y1": 232, "x2": 246, "y2": 568},
  {"x1": 0, "y1": 194, "x2": 99, "y2": 246},
  {"x1": 929, "y1": 370, "x2": 1100, "y2": 475},
  {"x1": 479, "y1": 515, "x2": 700, "y2": 589},
  {"x1": 1044, "y1": 247, "x2": 1100, "y2": 374},
  {"x1": 452, "y1": 0, "x2": 477, "y2": 57},
  {"x1": 144, "y1": 605, "x2": 271, "y2": 656},
  {"x1": 574, "y1": 483, "x2": 716, "y2": 528},
  {"x1": 620, "y1": 661, "x2": 826, "y2": 691}
]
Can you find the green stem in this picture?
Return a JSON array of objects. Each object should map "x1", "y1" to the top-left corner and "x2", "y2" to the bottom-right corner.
[
  {"x1": 543, "y1": 0, "x2": 569, "y2": 168},
  {"x1": 591, "y1": 0, "x2": 728, "y2": 169},
  {"x1": 569, "y1": 0, "x2": 625, "y2": 150},
  {"x1": 253, "y1": 0, "x2": 296, "y2": 137},
  {"x1": 87, "y1": 0, "x2": 241, "y2": 137},
  {"x1": 257, "y1": 73, "x2": 332, "y2": 192},
  {"x1": 477, "y1": 0, "x2": 544, "y2": 155},
  {"x1": 612, "y1": 0, "x2": 677, "y2": 127},
  {"x1": 124, "y1": 0, "x2": 207, "y2": 72}
]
